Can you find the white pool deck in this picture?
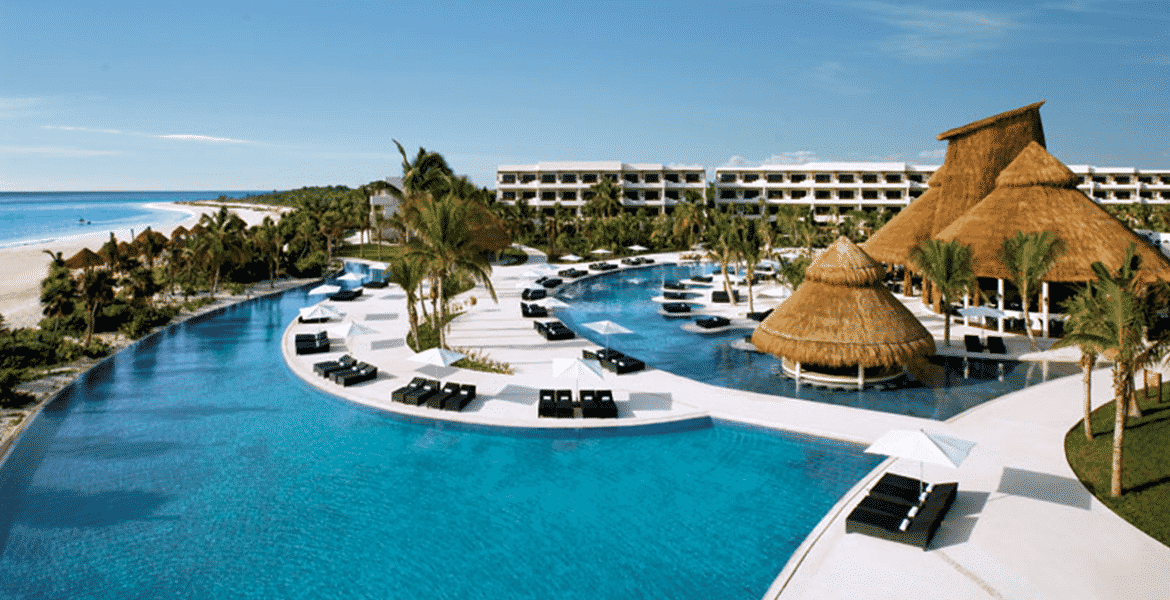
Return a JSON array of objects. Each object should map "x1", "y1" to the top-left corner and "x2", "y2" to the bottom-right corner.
[{"x1": 282, "y1": 248, "x2": 1170, "y2": 600}]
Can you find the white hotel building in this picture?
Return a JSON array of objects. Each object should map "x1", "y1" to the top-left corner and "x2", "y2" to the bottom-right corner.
[
  {"x1": 495, "y1": 162, "x2": 706, "y2": 216},
  {"x1": 495, "y1": 161, "x2": 1170, "y2": 216}
]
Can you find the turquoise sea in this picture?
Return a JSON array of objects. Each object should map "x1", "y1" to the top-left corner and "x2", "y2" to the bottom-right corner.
[{"x1": 0, "y1": 191, "x2": 261, "y2": 248}]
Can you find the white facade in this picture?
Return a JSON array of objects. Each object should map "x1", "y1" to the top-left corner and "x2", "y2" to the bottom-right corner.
[
  {"x1": 713, "y1": 162, "x2": 937, "y2": 216},
  {"x1": 1069, "y1": 166, "x2": 1170, "y2": 203},
  {"x1": 495, "y1": 161, "x2": 706, "y2": 215}
]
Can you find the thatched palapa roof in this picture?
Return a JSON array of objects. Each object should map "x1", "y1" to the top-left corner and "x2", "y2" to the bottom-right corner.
[
  {"x1": 936, "y1": 141, "x2": 1170, "y2": 282},
  {"x1": 752, "y1": 237, "x2": 936, "y2": 368},
  {"x1": 862, "y1": 101, "x2": 1046, "y2": 265},
  {"x1": 63, "y1": 247, "x2": 105, "y2": 270}
]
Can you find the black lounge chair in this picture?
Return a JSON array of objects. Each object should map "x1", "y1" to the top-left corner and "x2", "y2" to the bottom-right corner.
[
  {"x1": 663, "y1": 281, "x2": 685, "y2": 290},
  {"x1": 555, "y1": 389, "x2": 575, "y2": 418},
  {"x1": 711, "y1": 290, "x2": 741, "y2": 303},
  {"x1": 329, "y1": 289, "x2": 361, "y2": 301},
  {"x1": 392, "y1": 377, "x2": 428, "y2": 403},
  {"x1": 579, "y1": 389, "x2": 601, "y2": 418},
  {"x1": 747, "y1": 308, "x2": 774, "y2": 322},
  {"x1": 443, "y1": 384, "x2": 476, "y2": 411},
  {"x1": 295, "y1": 332, "x2": 331, "y2": 354},
  {"x1": 539, "y1": 321, "x2": 575, "y2": 341},
  {"x1": 363, "y1": 279, "x2": 389, "y2": 288},
  {"x1": 558, "y1": 268, "x2": 587, "y2": 278},
  {"x1": 869, "y1": 480, "x2": 926, "y2": 506},
  {"x1": 521, "y1": 288, "x2": 547, "y2": 301},
  {"x1": 663, "y1": 291, "x2": 688, "y2": 300},
  {"x1": 696, "y1": 316, "x2": 730, "y2": 329},
  {"x1": 691, "y1": 274, "x2": 712, "y2": 283},
  {"x1": 597, "y1": 390, "x2": 617, "y2": 418},
  {"x1": 964, "y1": 335, "x2": 984, "y2": 353},
  {"x1": 404, "y1": 379, "x2": 442, "y2": 406},
  {"x1": 846, "y1": 482, "x2": 957, "y2": 550},
  {"x1": 642, "y1": 258, "x2": 655, "y2": 264},
  {"x1": 538, "y1": 389, "x2": 557, "y2": 418},
  {"x1": 594, "y1": 349, "x2": 645, "y2": 374},
  {"x1": 335, "y1": 364, "x2": 377, "y2": 387},
  {"x1": 295, "y1": 331, "x2": 328, "y2": 345},
  {"x1": 521, "y1": 303, "x2": 549, "y2": 318},
  {"x1": 987, "y1": 336, "x2": 1008, "y2": 354},
  {"x1": 621, "y1": 257, "x2": 641, "y2": 265},
  {"x1": 427, "y1": 382, "x2": 459, "y2": 409},
  {"x1": 540, "y1": 278, "x2": 563, "y2": 288},
  {"x1": 313, "y1": 355, "x2": 356, "y2": 377},
  {"x1": 662, "y1": 302, "x2": 691, "y2": 313}
]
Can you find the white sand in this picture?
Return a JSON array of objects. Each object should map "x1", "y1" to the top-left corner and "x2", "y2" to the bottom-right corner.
[{"x1": 0, "y1": 202, "x2": 286, "y2": 329}]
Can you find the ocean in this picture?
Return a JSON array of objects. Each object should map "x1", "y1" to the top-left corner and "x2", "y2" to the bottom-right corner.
[{"x1": 0, "y1": 191, "x2": 262, "y2": 249}]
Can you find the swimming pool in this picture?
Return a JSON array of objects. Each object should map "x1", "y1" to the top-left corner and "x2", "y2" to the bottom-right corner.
[
  {"x1": 554, "y1": 263, "x2": 1080, "y2": 420},
  {"x1": 0, "y1": 287, "x2": 882, "y2": 599}
]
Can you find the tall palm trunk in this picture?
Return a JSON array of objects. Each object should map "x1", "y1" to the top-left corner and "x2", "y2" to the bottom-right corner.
[
  {"x1": 1081, "y1": 350, "x2": 1096, "y2": 440},
  {"x1": 1111, "y1": 365, "x2": 1128, "y2": 497},
  {"x1": 1021, "y1": 286, "x2": 1038, "y2": 351}
]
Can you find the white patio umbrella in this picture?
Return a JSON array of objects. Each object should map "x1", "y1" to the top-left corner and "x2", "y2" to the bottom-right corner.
[
  {"x1": 958, "y1": 305, "x2": 1006, "y2": 336},
  {"x1": 561, "y1": 254, "x2": 583, "y2": 262},
  {"x1": 298, "y1": 304, "x2": 338, "y2": 322},
  {"x1": 330, "y1": 321, "x2": 379, "y2": 338},
  {"x1": 865, "y1": 429, "x2": 976, "y2": 493},
  {"x1": 552, "y1": 357, "x2": 605, "y2": 399},
  {"x1": 338, "y1": 272, "x2": 364, "y2": 283},
  {"x1": 582, "y1": 320, "x2": 633, "y2": 350},
  {"x1": 627, "y1": 244, "x2": 648, "y2": 252},
  {"x1": 757, "y1": 285, "x2": 792, "y2": 299},
  {"x1": 308, "y1": 284, "x2": 341, "y2": 296},
  {"x1": 533, "y1": 297, "x2": 569, "y2": 310},
  {"x1": 590, "y1": 248, "x2": 612, "y2": 255},
  {"x1": 409, "y1": 347, "x2": 467, "y2": 376}
]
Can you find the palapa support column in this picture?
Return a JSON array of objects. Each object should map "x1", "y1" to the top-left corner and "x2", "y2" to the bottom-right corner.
[
  {"x1": 857, "y1": 364, "x2": 865, "y2": 389},
  {"x1": 997, "y1": 278, "x2": 1005, "y2": 334},
  {"x1": 903, "y1": 266, "x2": 913, "y2": 297},
  {"x1": 795, "y1": 361, "x2": 802, "y2": 383},
  {"x1": 963, "y1": 291, "x2": 970, "y2": 327},
  {"x1": 1041, "y1": 281, "x2": 1049, "y2": 339}
]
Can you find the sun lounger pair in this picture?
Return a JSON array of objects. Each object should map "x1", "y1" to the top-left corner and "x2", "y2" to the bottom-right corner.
[
  {"x1": 330, "y1": 362, "x2": 378, "y2": 386},
  {"x1": 582, "y1": 348, "x2": 646, "y2": 374},
  {"x1": 663, "y1": 291, "x2": 688, "y2": 300},
  {"x1": 363, "y1": 279, "x2": 389, "y2": 288},
  {"x1": 535, "y1": 320, "x2": 575, "y2": 341},
  {"x1": 661, "y1": 302, "x2": 691, "y2": 314},
  {"x1": 557, "y1": 268, "x2": 588, "y2": 278},
  {"x1": 329, "y1": 288, "x2": 363, "y2": 301},
  {"x1": 965, "y1": 334, "x2": 1007, "y2": 354},
  {"x1": 845, "y1": 472, "x2": 958, "y2": 550},
  {"x1": 533, "y1": 276, "x2": 563, "y2": 288},
  {"x1": 695, "y1": 316, "x2": 730, "y2": 329},
  {"x1": 710, "y1": 290, "x2": 741, "y2": 303},
  {"x1": 663, "y1": 281, "x2": 686, "y2": 290},
  {"x1": 520, "y1": 303, "x2": 549, "y2": 318},
  {"x1": 295, "y1": 330, "x2": 330, "y2": 354},
  {"x1": 589, "y1": 262, "x2": 618, "y2": 271},
  {"x1": 390, "y1": 377, "x2": 477, "y2": 411},
  {"x1": 537, "y1": 389, "x2": 617, "y2": 418},
  {"x1": 521, "y1": 288, "x2": 547, "y2": 301},
  {"x1": 690, "y1": 274, "x2": 713, "y2": 283},
  {"x1": 313, "y1": 354, "x2": 355, "y2": 377}
]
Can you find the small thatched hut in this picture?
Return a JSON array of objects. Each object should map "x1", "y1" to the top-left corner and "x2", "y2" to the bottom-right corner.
[
  {"x1": 752, "y1": 237, "x2": 936, "y2": 388},
  {"x1": 935, "y1": 141, "x2": 1170, "y2": 335},
  {"x1": 862, "y1": 101, "x2": 1047, "y2": 306},
  {"x1": 63, "y1": 247, "x2": 105, "y2": 271}
]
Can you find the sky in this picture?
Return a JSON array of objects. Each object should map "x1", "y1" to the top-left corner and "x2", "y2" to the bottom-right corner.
[{"x1": 1, "y1": 0, "x2": 1167, "y2": 191}]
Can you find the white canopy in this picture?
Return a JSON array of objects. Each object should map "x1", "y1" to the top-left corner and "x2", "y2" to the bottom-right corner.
[
  {"x1": 308, "y1": 284, "x2": 341, "y2": 296},
  {"x1": 865, "y1": 429, "x2": 976, "y2": 469},
  {"x1": 330, "y1": 321, "x2": 379, "y2": 338}
]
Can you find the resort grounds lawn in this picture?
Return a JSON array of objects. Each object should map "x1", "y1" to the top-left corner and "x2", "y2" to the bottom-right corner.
[{"x1": 1065, "y1": 385, "x2": 1170, "y2": 547}]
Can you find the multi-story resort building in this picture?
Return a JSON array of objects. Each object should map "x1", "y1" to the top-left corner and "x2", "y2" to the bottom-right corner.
[
  {"x1": 492, "y1": 162, "x2": 1170, "y2": 216},
  {"x1": 495, "y1": 161, "x2": 706, "y2": 215}
]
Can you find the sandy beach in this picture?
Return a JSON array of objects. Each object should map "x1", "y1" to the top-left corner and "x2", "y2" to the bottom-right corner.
[{"x1": 0, "y1": 201, "x2": 286, "y2": 329}]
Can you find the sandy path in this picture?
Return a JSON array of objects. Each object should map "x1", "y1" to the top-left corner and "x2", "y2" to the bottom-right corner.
[{"x1": 0, "y1": 202, "x2": 287, "y2": 329}]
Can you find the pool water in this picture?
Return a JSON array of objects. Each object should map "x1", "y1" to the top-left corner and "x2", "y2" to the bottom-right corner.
[
  {"x1": 555, "y1": 264, "x2": 1080, "y2": 420},
  {"x1": 0, "y1": 287, "x2": 882, "y2": 599}
]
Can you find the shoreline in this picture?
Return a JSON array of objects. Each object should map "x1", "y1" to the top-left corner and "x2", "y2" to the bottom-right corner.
[{"x1": 0, "y1": 200, "x2": 286, "y2": 329}]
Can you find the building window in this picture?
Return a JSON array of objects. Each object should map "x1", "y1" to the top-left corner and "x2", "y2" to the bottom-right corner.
[
  {"x1": 562, "y1": 191, "x2": 577, "y2": 200},
  {"x1": 624, "y1": 190, "x2": 639, "y2": 200},
  {"x1": 1162, "y1": 191, "x2": 1170, "y2": 199},
  {"x1": 624, "y1": 173, "x2": 640, "y2": 184},
  {"x1": 541, "y1": 191, "x2": 556, "y2": 201},
  {"x1": 645, "y1": 191, "x2": 659, "y2": 200},
  {"x1": 541, "y1": 174, "x2": 556, "y2": 184},
  {"x1": 791, "y1": 190, "x2": 808, "y2": 199},
  {"x1": 685, "y1": 173, "x2": 702, "y2": 183},
  {"x1": 743, "y1": 190, "x2": 760, "y2": 199},
  {"x1": 885, "y1": 190, "x2": 902, "y2": 199},
  {"x1": 815, "y1": 173, "x2": 831, "y2": 183},
  {"x1": 1162, "y1": 176, "x2": 1170, "y2": 185},
  {"x1": 644, "y1": 173, "x2": 660, "y2": 184},
  {"x1": 861, "y1": 173, "x2": 878, "y2": 184},
  {"x1": 767, "y1": 190, "x2": 784, "y2": 199},
  {"x1": 1140, "y1": 191, "x2": 1153, "y2": 199},
  {"x1": 522, "y1": 191, "x2": 536, "y2": 200},
  {"x1": 743, "y1": 173, "x2": 759, "y2": 183},
  {"x1": 790, "y1": 174, "x2": 807, "y2": 183},
  {"x1": 720, "y1": 190, "x2": 737, "y2": 199},
  {"x1": 839, "y1": 190, "x2": 855, "y2": 200},
  {"x1": 720, "y1": 173, "x2": 737, "y2": 183},
  {"x1": 1139, "y1": 176, "x2": 1153, "y2": 184},
  {"x1": 838, "y1": 174, "x2": 855, "y2": 183},
  {"x1": 814, "y1": 190, "x2": 831, "y2": 200},
  {"x1": 561, "y1": 173, "x2": 577, "y2": 184},
  {"x1": 604, "y1": 173, "x2": 618, "y2": 182},
  {"x1": 862, "y1": 190, "x2": 879, "y2": 200},
  {"x1": 1092, "y1": 175, "x2": 1108, "y2": 184},
  {"x1": 502, "y1": 191, "x2": 515, "y2": 200},
  {"x1": 583, "y1": 173, "x2": 598, "y2": 183},
  {"x1": 909, "y1": 189, "x2": 924, "y2": 198},
  {"x1": 1114, "y1": 176, "x2": 1131, "y2": 184},
  {"x1": 767, "y1": 174, "x2": 784, "y2": 183},
  {"x1": 521, "y1": 174, "x2": 536, "y2": 183},
  {"x1": 885, "y1": 174, "x2": 903, "y2": 184},
  {"x1": 664, "y1": 173, "x2": 679, "y2": 183},
  {"x1": 1115, "y1": 191, "x2": 1131, "y2": 200},
  {"x1": 501, "y1": 174, "x2": 516, "y2": 184},
  {"x1": 665, "y1": 190, "x2": 680, "y2": 200},
  {"x1": 908, "y1": 174, "x2": 924, "y2": 183},
  {"x1": 1093, "y1": 191, "x2": 1107, "y2": 199}
]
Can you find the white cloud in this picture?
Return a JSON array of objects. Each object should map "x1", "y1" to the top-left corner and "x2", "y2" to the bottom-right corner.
[
  {"x1": 812, "y1": 62, "x2": 869, "y2": 95},
  {"x1": 854, "y1": 2, "x2": 1022, "y2": 63},
  {"x1": 43, "y1": 125, "x2": 123, "y2": 134},
  {"x1": 0, "y1": 145, "x2": 121, "y2": 157},
  {"x1": 157, "y1": 134, "x2": 249, "y2": 143},
  {"x1": 42, "y1": 125, "x2": 253, "y2": 144},
  {"x1": 723, "y1": 152, "x2": 821, "y2": 168}
]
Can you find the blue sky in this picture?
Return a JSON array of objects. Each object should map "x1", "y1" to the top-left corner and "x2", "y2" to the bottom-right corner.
[{"x1": 2, "y1": 0, "x2": 1167, "y2": 191}]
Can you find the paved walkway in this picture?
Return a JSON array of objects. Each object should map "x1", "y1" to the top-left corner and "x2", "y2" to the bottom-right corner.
[{"x1": 284, "y1": 248, "x2": 1170, "y2": 600}]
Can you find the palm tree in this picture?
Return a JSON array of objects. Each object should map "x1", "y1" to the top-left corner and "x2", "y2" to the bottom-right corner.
[
  {"x1": 585, "y1": 176, "x2": 623, "y2": 221},
  {"x1": 194, "y1": 206, "x2": 248, "y2": 296},
  {"x1": 778, "y1": 254, "x2": 812, "y2": 291},
  {"x1": 672, "y1": 195, "x2": 704, "y2": 249},
  {"x1": 134, "y1": 227, "x2": 168, "y2": 271},
  {"x1": 392, "y1": 140, "x2": 454, "y2": 202},
  {"x1": 78, "y1": 268, "x2": 115, "y2": 345},
  {"x1": 733, "y1": 217, "x2": 765, "y2": 313},
  {"x1": 1053, "y1": 282, "x2": 1112, "y2": 441},
  {"x1": 999, "y1": 231, "x2": 1065, "y2": 351},
  {"x1": 40, "y1": 250, "x2": 76, "y2": 333},
  {"x1": 704, "y1": 212, "x2": 740, "y2": 306},
  {"x1": 908, "y1": 239, "x2": 976, "y2": 346},
  {"x1": 385, "y1": 253, "x2": 427, "y2": 349},
  {"x1": 251, "y1": 216, "x2": 284, "y2": 288},
  {"x1": 406, "y1": 194, "x2": 499, "y2": 349}
]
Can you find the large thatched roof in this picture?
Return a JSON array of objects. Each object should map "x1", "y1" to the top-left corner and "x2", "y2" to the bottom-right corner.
[
  {"x1": 862, "y1": 101, "x2": 1046, "y2": 265},
  {"x1": 63, "y1": 247, "x2": 104, "y2": 270},
  {"x1": 752, "y1": 237, "x2": 936, "y2": 368},
  {"x1": 935, "y1": 142, "x2": 1170, "y2": 282}
]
